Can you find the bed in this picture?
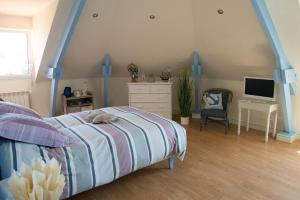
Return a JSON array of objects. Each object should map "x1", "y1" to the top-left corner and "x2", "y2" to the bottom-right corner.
[{"x1": 0, "y1": 106, "x2": 187, "y2": 199}]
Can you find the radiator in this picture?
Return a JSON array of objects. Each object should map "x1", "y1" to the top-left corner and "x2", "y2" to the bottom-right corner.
[{"x1": 0, "y1": 91, "x2": 31, "y2": 108}]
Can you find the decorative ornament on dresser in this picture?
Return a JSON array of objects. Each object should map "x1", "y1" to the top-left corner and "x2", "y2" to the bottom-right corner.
[
  {"x1": 160, "y1": 67, "x2": 172, "y2": 82},
  {"x1": 128, "y1": 63, "x2": 139, "y2": 82},
  {"x1": 177, "y1": 69, "x2": 193, "y2": 125}
]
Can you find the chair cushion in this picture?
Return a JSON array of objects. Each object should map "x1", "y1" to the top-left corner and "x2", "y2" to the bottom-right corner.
[
  {"x1": 204, "y1": 93, "x2": 223, "y2": 110},
  {"x1": 201, "y1": 109, "x2": 227, "y2": 119}
]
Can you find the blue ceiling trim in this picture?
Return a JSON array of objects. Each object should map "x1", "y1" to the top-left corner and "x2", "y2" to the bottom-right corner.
[
  {"x1": 47, "y1": 0, "x2": 86, "y2": 117},
  {"x1": 251, "y1": 0, "x2": 297, "y2": 136}
]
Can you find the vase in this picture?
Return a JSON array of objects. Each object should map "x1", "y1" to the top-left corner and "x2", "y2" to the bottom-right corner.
[{"x1": 180, "y1": 117, "x2": 189, "y2": 125}]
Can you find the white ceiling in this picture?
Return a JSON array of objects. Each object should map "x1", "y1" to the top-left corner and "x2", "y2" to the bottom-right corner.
[
  {"x1": 0, "y1": 0, "x2": 55, "y2": 16},
  {"x1": 36, "y1": 0, "x2": 276, "y2": 81},
  {"x1": 59, "y1": 0, "x2": 274, "y2": 80}
]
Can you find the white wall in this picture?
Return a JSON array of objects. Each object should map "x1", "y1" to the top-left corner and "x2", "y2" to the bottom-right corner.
[
  {"x1": 0, "y1": 0, "x2": 299, "y2": 132},
  {"x1": 264, "y1": 0, "x2": 300, "y2": 135},
  {"x1": 31, "y1": 78, "x2": 102, "y2": 117},
  {"x1": 200, "y1": 78, "x2": 283, "y2": 132},
  {"x1": 32, "y1": 0, "x2": 58, "y2": 79},
  {"x1": 61, "y1": 0, "x2": 195, "y2": 79},
  {"x1": 0, "y1": 14, "x2": 31, "y2": 30},
  {"x1": 0, "y1": 9, "x2": 102, "y2": 117},
  {"x1": 0, "y1": 79, "x2": 101, "y2": 118},
  {"x1": 0, "y1": 15, "x2": 34, "y2": 105},
  {"x1": 192, "y1": 0, "x2": 300, "y2": 135},
  {"x1": 192, "y1": 0, "x2": 275, "y2": 80}
]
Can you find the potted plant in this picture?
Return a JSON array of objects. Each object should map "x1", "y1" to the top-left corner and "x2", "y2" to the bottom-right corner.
[{"x1": 177, "y1": 69, "x2": 192, "y2": 125}]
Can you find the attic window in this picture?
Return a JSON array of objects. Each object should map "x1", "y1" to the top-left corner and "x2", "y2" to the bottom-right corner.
[{"x1": 0, "y1": 31, "x2": 30, "y2": 77}]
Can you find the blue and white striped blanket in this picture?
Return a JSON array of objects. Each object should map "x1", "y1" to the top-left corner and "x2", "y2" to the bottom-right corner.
[{"x1": 0, "y1": 107, "x2": 187, "y2": 199}]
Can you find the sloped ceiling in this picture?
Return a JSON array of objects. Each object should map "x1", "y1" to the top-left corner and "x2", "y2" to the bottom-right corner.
[
  {"x1": 40, "y1": 0, "x2": 277, "y2": 80},
  {"x1": 61, "y1": 0, "x2": 195, "y2": 79},
  {"x1": 36, "y1": 0, "x2": 74, "y2": 81},
  {"x1": 0, "y1": 0, "x2": 55, "y2": 16},
  {"x1": 193, "y1": 0, "x2": 275, "y2": 80}
]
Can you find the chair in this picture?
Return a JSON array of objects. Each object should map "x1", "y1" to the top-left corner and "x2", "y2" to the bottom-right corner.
[{"x1": 200, "y1": 88, "x2": 233, "y2": 134}]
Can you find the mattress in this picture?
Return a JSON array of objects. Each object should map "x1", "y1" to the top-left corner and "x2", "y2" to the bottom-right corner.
[{"x1": 0, "y1": 106, "x2": 187, "y2": 199}]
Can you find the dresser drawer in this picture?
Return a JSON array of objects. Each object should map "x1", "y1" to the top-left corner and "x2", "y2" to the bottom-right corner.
[
  {"x1": 130, "y1": 102, "x2": 171, "y2": 112},
  {"x1": 149, "y1": 85, "x2": 171, "y2": 94},
  {"x1": 130, "y1": 94, "x2": 170, "y2": 103},
  {"x1": 128, "y1": 85, "x2": 150, "y2": 93}
]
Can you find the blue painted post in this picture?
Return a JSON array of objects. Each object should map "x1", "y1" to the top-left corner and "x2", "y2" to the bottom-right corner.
[
  {"x1": 192, "y1": 52, "x2": 202, "y2": 118},
  {"x1": 47, "y1": 67, "x2": 64, "y2": 116},
  {"x1": 47, "y1": 0, "x2": 86, "y2": 117},
  {"x1": 102, "y1": 54, "x2": 112, "y2": 107},
  {"x1": 251, "y1": 0, "x2": 297, "y2": 141}
]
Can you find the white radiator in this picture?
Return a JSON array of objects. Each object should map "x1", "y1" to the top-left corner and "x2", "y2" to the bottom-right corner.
[{"x1": 0, "y1": 91, "x2": 31, "y2": 108}]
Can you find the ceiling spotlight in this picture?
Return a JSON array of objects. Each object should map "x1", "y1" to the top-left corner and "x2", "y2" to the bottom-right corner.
[
  {"x1": 217, "y1": 9, "x2": 224, "y2": 14},
  {"x1": 149, "y1": 15, "x2": 155, "y2": 20},
  {"x1": 92, "y1": 13, "x2": 99, "y2": 18}
]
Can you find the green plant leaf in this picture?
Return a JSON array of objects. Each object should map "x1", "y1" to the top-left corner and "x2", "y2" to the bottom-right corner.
[{"x1": 177, "y1": 69, "x2": 193, "y2": 117}]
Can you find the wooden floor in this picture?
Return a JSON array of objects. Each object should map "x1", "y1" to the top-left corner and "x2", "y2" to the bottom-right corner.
[{"x1": 71, "y1": 118, "x2": 300, "y2": 200}]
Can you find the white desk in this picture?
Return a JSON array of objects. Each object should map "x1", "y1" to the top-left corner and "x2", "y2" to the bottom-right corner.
[{"x1": 237, "y1": 99, "x2": 278, "y2": 142}]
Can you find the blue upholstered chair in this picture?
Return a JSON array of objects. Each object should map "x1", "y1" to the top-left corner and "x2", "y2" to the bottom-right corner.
[{"x1": 200, "y1": 88, "x2": 233, "y2": 134}]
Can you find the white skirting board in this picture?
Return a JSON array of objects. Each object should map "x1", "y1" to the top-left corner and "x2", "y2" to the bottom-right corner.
[
  {"x1": 230, "y1": 118, "x2": 278, "y2": 133},
  {"x1": 276, "y1": 133, "x2": 298, "y2": 144},
  {"x1": 230, "y1": 118, "x2": 299, "y2": 143}
]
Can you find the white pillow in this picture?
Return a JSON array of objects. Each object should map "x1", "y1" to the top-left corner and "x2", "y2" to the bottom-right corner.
[{"x1": 204, "y1": 93, "x2": 223, "y2": 110}]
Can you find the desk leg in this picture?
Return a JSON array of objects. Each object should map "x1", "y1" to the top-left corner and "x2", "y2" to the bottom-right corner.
[
  {"x1": 273, "y1": 111, "x2": 278, "y2": 139},
  {"x1": 238, "y1": 107, "x2": 241, "y2": 135},
  {"x1": 265, "y1": 112, "x2": 271, "y2": 143},
  {"x1": 246, "y1": 109, "x2": 251, "y2": 132}
]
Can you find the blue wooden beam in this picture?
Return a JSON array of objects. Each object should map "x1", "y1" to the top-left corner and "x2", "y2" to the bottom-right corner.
[
  {"x1": 47, "y1": 0, "x2": 86, "y2": 117},
  {"x1": 251, "y1": 0, "x2": 297, "y2": 138},
  {"x1": 192, "y1": 51, "x2": 202, "y2": 117},
  {"x1": 102, "y1": 54, "x2": 112, "y2": 107}
]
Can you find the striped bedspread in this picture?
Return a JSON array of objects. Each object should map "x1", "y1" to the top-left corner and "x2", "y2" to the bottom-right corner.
[{"x1": 0, "y1": 107, "x2": 187, "y2": 198}]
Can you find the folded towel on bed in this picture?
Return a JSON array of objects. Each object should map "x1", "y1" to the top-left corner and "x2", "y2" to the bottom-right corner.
[
  {"x1": 86, "y1": 110, "x2": 106, "y2": 122},
  {"x1": 92, "y1": 113, "x2": 118, "y2": 124},
  {"x1": 86, "y1": 110, "x2": 118, "y2": 124}
]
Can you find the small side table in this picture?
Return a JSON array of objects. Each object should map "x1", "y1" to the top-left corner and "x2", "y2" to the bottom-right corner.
[
  {"x1": 62, "y1": 92, "x2": 94, "y2": 114},
  {"x1": 237, "y1": 99, "x2": 278, "y2": 142}
]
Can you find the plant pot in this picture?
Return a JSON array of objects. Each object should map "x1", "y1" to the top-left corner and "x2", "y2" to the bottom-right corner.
[{"x1": 180, "y1": 117, "x2": 190, "y2": 125}]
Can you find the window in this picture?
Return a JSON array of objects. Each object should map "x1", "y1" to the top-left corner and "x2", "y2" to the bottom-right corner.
[{"x1": 0, "y1": 31, "x2": 30, "y2": 76}]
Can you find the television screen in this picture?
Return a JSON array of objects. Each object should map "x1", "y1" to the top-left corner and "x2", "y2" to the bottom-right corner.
[{"x1": 244, "y1": 77, "x2": 275, "y2": 100}]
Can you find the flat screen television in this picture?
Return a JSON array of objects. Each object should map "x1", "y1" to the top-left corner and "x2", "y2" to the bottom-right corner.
[{"x1": 244, "y1": 76, "x2": 276, "y2": 101}]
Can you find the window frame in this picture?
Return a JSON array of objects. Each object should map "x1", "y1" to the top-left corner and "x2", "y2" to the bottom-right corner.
[{"x1": 0, "y1": 29, "x2": 32, "y2": 79}]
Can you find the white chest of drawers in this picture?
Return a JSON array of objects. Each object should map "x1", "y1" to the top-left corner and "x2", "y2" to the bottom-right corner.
[{"x1": 128, "y1": 82, "x2": 173, "y2": 119}]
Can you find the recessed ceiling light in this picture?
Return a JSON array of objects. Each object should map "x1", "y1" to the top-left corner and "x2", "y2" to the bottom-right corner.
[
  {"x1": 217, "y1": 9, "x2": 224, "y2": 14},
  {"x1": 149, "y1": 15, "x2": 155, "y2": 19},
  {"x1": 92, "y1": 13, "x2": 99, "y2": 18}
]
